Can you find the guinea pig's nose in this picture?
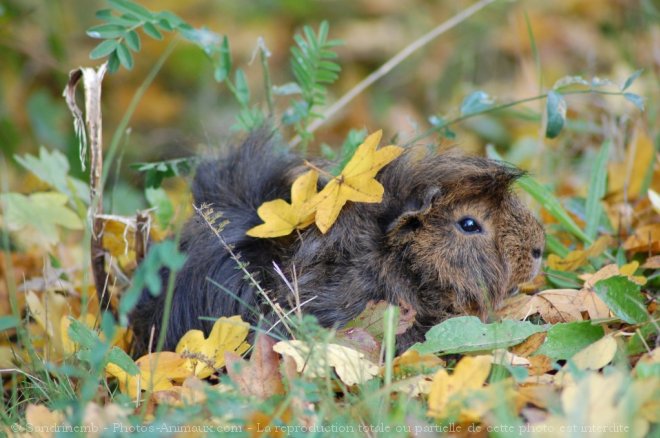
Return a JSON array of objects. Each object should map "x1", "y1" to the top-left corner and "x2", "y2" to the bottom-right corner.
[{"x1": 532, "y1": 248, "x2": 542, "y2": 259}]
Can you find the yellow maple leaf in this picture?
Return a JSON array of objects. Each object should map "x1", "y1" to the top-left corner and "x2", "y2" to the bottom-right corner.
[
  {"x1": 427, "y1": 355, "x2": 492, "y2": 419},
  {"x1": 311, "y1": 130, "x2": 403, "y2": 233},
  {"x1": 246, "y1": 170, "x2": 319, "y2": 238},
  {"x1": 106, "y1": 351, "x2": 192, "y2": 399},
  {"x1": 175, "y1": 315, "x2": 250, "y2": 378}
]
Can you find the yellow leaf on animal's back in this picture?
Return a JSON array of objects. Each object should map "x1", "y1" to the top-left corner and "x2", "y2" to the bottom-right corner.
[
  {"x1": 246, "y1": 170, "x2": 318, "y2": 238},
  {"x1": 311, "y1": 130, "x2": 403, "y2": 233}
]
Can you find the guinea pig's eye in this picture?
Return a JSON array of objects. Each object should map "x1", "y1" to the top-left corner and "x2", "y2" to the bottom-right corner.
[{"x1": 457, "y1": 217, "x2": 483, "y2": 234}]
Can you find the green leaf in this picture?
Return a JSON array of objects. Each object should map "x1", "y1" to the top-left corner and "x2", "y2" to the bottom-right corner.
[
  {"x1": 213, "y1": 35, "x2": 232, "y2": 83},
  {"x1": 0, "y1": 315, "x2": 19, "y2": 332},
  {"x1": 460, "y1": 91, "x2": 494, "y2": 116},
  {"x1": 116, "y1": 42, "x2": 134, "y2": 70},
  {"x1": 272, "y1": 82, "x2": 302, "y2": 96},
  {"x1": 143, "y1": 21, "x2": 162, "y2": 40},
  {"x1": 545, "y1": 90, "x2": 566, "y2": 138},
  {"x1": 623, "y1": 92, "x2": 645, "y2": 111},
  {"x1": 89, "y1": 39, "x2": 119, "y2": 60},
  {"x1": 87, "y1": 24, "x2": 126, "y2": 39},
  {"x1": 552, "y1": 75, "x2": 590, "y2": 90},
  {"x1": 534, "y1": 321, "x2": 604, "y2": 360},
  {"x1": 107, "y1": 51, "x2": 120, "y2": 73},
  {"x1": 107, "y1": 347, "x2": 140, "y2": 375},
  {"x1": 108, "y1": 0, "x2": 153, "y2": 20},
  {"x1": 0, "y1": 192, "x2": 83, "y2": 247},
  {"x1": 67, "y1": 318, "x2": 101, "y2": 350},
  {"x1": 125, "y1": 30, "x2": 141, "y2": 52},
  {"x1": 410, "y1": 316, "x2": 547, "y2": 355},
  {"x1": 234, "y1": 68, "x2": 250, "y2": 105},
  {"x1": 622, "y1": 69, "x2": 643, "y2": 91},
  {"x1": 517, "y1": 175, "x2": 592, "y2": 244},
  {"x1": 584, "y1": 140, "x2": 611, "y2": 240},
  {"x1": 95, "y1": 8, "x2": 113, "y2": 20},
  {"x1": 131, "y1": 157, "x2": 195, "y2": 188},
  {"x1": 145, "y1": 187, "x2": 174, "y2": 228},
  {"x1": 594, "y1": 276, "x2": 648, "y2": 324},
  {"x1": 14, "y1": 147, "x2": 89, "y2": 203}
]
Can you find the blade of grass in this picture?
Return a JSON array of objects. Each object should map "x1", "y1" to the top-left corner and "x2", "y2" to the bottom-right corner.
[
  {"x1": 517, "y1": 175, "x2": 592, "y2": 244},
  {"x1": 585, "y1": 140, "x2": 611, "y2": 240}
]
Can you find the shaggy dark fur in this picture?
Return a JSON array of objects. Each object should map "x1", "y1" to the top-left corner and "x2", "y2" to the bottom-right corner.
[{"x1": 130, "y1": 130, "x2": 545, "y2": 356}]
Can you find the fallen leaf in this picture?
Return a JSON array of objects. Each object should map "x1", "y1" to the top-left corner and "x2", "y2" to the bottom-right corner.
[
  {"x1": 641, "y1": 255, "x2": 660, "y2": 269},
  {"x1": 20, "y1": 404, "x2": 64, "y2": 438},
  {"x1": 537, "y1": 370, "x2": 651, "y2": 438},
  {"x1": 528, "y1": 355, "x2": 554, "y2": 376},
  {"x1": 389, "y1": 349, "x2": 445, "y2": 380},
  {"x1": 583, "y1": 262, "x2": 647, "y2": 288},
  {"x1": 106, "y1": 351, "x2": 192, "y2": 399},
  {"x1": 608, "y1": 126, "x2": 655, "y2": 203},
  {"x1": 624, "y1": 223, "x2": 660, "y2": 253},
  {"x1": 546, "y1": 235, "x2": 610, "y2": 272},
  {"x1": 510, "y1": 332, "x2": 547, "y2": 357},
  {"x1": 246, "y1": 170, "x2": 318, "y2": 238},
  {"x1": 225, "y1": 333, "x2": 284, "y2": 399},
  {"x1": 151, "y1": 376, "x2": 208, "y2": 406},
  {"x1": 273, "y1": 340, "x2": 379, "y2": 386},
  {"x1": 176, "y1": 315, "x2": 250, "y2": 378},
  {"x1": 427, "y1": 355, "x2": 493, "y2": 420},
  {"x1": 310, "y1": 130, "x2": 403, "y2": 233},
  {"x1": 569, "y1": 334, "x2": 618, "y2": 370}
]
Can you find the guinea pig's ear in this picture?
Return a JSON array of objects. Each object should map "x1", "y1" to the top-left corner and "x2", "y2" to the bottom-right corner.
[{"x1": 386, "y1": 187, "x2": 441, "y2": 235}]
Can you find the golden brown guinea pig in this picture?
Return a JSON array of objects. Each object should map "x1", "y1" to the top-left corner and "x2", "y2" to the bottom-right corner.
[{"x1": 130, "y1": 129, "x2": 545, "y2": 355}]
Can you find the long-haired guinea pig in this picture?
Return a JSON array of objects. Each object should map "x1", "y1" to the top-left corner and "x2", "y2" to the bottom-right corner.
[{"x1": 130, "y1": 129, "x2": 545, "y2": 355}]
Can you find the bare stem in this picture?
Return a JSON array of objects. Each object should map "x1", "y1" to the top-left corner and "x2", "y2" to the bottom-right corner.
[{"x1": 290, "y1": 0, "x2": 496, "y2": 147}]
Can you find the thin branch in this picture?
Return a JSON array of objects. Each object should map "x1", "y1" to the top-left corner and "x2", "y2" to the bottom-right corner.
[{"x1": 291, "y1": 0, "x2": 496, "y2": 146}]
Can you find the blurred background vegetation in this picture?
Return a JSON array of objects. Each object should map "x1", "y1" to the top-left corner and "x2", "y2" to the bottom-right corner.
[{"x1": 0, "y1": 0, "x2": 658, "y2": 215}]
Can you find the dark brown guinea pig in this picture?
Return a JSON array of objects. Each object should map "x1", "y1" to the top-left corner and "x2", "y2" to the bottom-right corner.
[{"x1": 130, "y1": 129, "x2": 545, "y2": 356}]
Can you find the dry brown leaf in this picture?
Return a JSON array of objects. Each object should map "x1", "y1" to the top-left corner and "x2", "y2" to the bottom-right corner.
[
  {"x1": 528, "y1": 355, "x2": 554, "y2": 376},
  {"x1": 582, "y1": 261, "x2": 646, "y2": 288},
  {"x1": 225, "y1": 333, "x2": 284, "y2": 399},
  {"x1": 642, "y1": 255, "x2": 660, "y2": 269},
  {"x1": 518, "y1": 383, "x2": 560, "y2": 409},
  {"x1": 510, "y1": 332, "x2": 547, "y2": 357},
  {"x1": 528, "y1": 289, "x2": 585, "y2": 323},
  {"x1": 623, "y1": 223, "x2": 660, "y2": 253}
]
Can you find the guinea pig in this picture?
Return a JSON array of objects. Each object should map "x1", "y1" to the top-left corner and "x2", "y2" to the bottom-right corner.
[{"x1": 130, "y1": 129, "x2": 545, "y2": 356}]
